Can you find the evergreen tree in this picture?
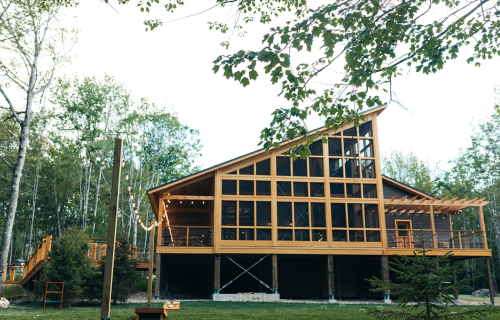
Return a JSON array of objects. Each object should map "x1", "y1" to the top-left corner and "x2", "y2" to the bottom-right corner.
[
  {"x1": 36, "y1": 226, "x2": 94, "y2": 305},
  {"x1": 367, "y1": 232, "x2": 499, "y2": 319},
  {"x1": 97, "y1": 238, "x2": 141, "y2": 304}
]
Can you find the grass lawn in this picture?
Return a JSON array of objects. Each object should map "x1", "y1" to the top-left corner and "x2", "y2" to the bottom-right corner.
[{"x1": 3, "y1": 301, "x2": 500, "y2": 320}]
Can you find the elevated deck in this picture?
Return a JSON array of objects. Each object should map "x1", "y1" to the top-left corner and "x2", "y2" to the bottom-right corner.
[{"x1": 3, "y1": 236, "x2": 155, "y2": 286}]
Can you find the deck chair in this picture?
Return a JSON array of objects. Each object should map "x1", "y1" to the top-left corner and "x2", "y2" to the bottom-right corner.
[{"x1": 390, "y1": 235, "x2": 402, "y2": 248}]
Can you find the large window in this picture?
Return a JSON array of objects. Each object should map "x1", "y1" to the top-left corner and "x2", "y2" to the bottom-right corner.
[
  {"x1": 277, "y1": 202, "x2": 327, "y2": 242},
  {"x1": 327, "y1": 121, "x2": 376, "y2": 179},
  {"x1": 221, "y1": 201, "x2": 272, "y2": 241},
  {"x1": 331, "y1": 202, "x2": 381, "y2": 242}
]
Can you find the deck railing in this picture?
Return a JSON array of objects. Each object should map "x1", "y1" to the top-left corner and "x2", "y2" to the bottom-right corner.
[
  {"x1": 3, "y1": 264, "x2": 24, "y2": 283},
  {"x1": 386, "y1": 229, "x2": 485, "y2": 249},
  {"x1": 22, "y1": 235, "x2": 53, "y2": 280},
  {"x1": 162, "y1": 226, "x2": 213, "y2": 247}
]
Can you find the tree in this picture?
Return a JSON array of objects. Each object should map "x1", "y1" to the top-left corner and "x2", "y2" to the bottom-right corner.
[
  {"x1": 381, "y1": 149, "x2": 435, "y2": 195},
  {"x1": 35, "y1": 226, "x2": 95, "y2": 306},
  {"x1": 97, "y1": 238, "x2": 140, "y2": 304},
  {"x1": 367, "y1": 232, "x2": 499, "y2": 319},
  {"x1": 0, "y1": 0, "x2": 74, "y2": 296},
  {"x1": 105, "y1": 0, "x2": 500, "y2": 157}
]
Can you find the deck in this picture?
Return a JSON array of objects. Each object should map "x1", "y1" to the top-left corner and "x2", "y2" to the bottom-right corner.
[{"x1": 3, "y1": 235, "x2": 156, "y2": 286}]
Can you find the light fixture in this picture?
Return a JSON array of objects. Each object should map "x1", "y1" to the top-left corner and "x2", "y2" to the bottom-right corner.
[
  {"x1": 128, "y1": 185, "x2": 132, "y2": 191},
  {"x1": 121, "y1": 161, "x2": 125, "y2": 168},
  {"x1": 168, "y1": 199, "x2": 170, "y2": 203},
  {"x1": 180, "y1": 201, "x2": 182, "y2": 204},
  {"x1": 191, "y1": 201, "x2": 193, "y2": 204},
  {"x1": 125, "y1": 174, "x2": 129, "y2": 180},
  {"x1": 202, "y1": 201, "x2": 205, "y2": 204},
  {"x1": 132, "y1": 203, "x2": 136, "y2": 208},
  {"x1": 130, "y1": 194, "x2": 134, "y2": 200}
]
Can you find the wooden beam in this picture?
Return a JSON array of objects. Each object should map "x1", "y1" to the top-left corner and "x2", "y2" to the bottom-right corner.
[
  {"x1": 214, "y1": 255, "x2": 221, "y2": 293},
  {"x1": 486, "y1": 257, "x2": 495, "y2": 305},
  {"x1": 327, "y1": 255, "x2": 334, "y2": 300},
  {"x1": 430, "y1": 205, "x2": 437, "y2": 249},
  {"x1": 101, "y1": 139, "x2": 123, "y2": 320},
  {"x1": 381, "y1": 256, "x2": 390, "y2": 296},
  {"x1": 147, "y1": 226, "x2": 155, "y2": 307},
  {"x1": 478, "y1": 206, "x2": 488, "y2": 249},
  {"x1": 154, "y1": 253, "x2": 161, "y2": 299},
  {"x1": 389, "y1": 195, "x2": 397, "y2": 201},
  {"x1": 162, "y1": 208, "x2": 211, "y2": 213},
  {"x1": 272, "y1": 254, "x2": 278, "y2": 294},
  {"x1": 166, "y1": 195, "x2": 215, "y2": 200}
]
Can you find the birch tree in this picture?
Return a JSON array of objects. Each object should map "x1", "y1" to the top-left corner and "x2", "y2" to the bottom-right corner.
[{"x1": 0, "y1": 0, "x2": 74, "y2": 297}]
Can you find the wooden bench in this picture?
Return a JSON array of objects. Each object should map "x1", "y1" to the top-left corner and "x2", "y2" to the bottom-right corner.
[{"x1": 135, "y1": 303, "x2": 169, "y2": 320}]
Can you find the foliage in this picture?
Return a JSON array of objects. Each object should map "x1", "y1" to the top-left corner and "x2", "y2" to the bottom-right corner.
[
  {"x1": 96, "y1": 238, "x2": 141, "y2": 304},
  {"x1": 367, "y1": 232, "x2": 498, "y2": 319},
  {"x1": 111, "y1": 0, "x2": 500, "y2": 157},
  {"x1": 36, "y1": 227, "x2": 94, "y2": 305},
  {"x1": 2, "y1": 285, "x2": 23, "y2": 299},
  {"x1": 382, "y1": 149, "x2": 435, "y2": 195}
]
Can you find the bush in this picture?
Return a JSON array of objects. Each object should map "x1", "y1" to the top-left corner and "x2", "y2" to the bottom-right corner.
[
  {"x1": 97, "y1": 238, "x2": 141, "y2": 304},
  {"x1": 35, "y1": 227, "x2": 95, "y2": 306}
]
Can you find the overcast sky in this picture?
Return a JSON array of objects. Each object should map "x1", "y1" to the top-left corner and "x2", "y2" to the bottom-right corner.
[{"x1": 60, "y1": 1, "x2": 500, "y2": 174}]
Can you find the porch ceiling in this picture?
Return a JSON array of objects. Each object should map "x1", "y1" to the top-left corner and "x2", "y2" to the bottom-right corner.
[{"x1": 384, "y1": 196, "x2": 489, "y2": 214}]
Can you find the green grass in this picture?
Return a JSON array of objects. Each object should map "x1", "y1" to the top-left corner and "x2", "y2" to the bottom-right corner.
[
  {"x1": 2, "y1": 301, "x2": 500, "y2": 320},
  {"x1": 3, "y1": 285, "x2": 24, "y2": 299}
]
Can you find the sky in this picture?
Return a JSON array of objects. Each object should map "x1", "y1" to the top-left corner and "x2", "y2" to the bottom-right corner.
[{"x1": 60, "y1": 1, "x2": 500, "y2": 173}]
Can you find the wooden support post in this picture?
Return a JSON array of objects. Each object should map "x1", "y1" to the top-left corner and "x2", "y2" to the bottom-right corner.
[
  {"x1": 147, "y1": 226, "x2": 155, "y2": 308},
  {"x1": 486, "y1": 257, "x2": 495, "y2": 305},
  {"x1": 100, "y1": 139, "x2": 122, "y2": 320},
  {"x1": 479, "y1": 206, "x2": 488, "y2": 249},
  {"x1": 272, "y1": 254, "x2": 278, "y2": 294},
  {"x1": 430, "y1": 205, "x2": 437, "y2": 248},
  {"x1": 327, "y1": 255, "x2": 335, "y2": 301},
  {"x1": 451, "y1": 261, "x2": 458, "y2": 299},
  {"x1": 154, "y1": 253, "x2": 161, "y2": 300},
  {"x1": 381, "y1": 255, "x2": 390, "y2": 303},
  {"x1": 214, "y1": 254, "x2": 221, "y2": 294}
]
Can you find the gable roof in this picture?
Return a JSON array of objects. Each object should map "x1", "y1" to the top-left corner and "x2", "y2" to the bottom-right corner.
[
  {"x1": 382, "y1": 174, "x2": 433, "y2": 199},
  {"x1": 147, "y1": 104, "x2": 387, "y2": 196}
]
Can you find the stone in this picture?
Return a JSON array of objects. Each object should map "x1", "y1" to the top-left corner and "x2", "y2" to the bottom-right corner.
[
  {"x1": 0, "y1": 297, "x2": 10, "y2": 309},
  {"x1": 472, "y1": 289, "x2": 490, "y2": 297}
]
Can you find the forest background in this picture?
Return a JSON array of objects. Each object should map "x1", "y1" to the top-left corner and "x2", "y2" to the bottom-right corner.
[{"x1": 1, "y1": 0, "x2": 500, "y2": 297}]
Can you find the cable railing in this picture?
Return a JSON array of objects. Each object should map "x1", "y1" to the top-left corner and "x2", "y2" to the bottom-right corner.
[
  {"x1": 162, "y1": 226, "x2": 213, "y2": 247},
  {"x1": 386, "y1": 229, "x2": 485, "y2": 249}
]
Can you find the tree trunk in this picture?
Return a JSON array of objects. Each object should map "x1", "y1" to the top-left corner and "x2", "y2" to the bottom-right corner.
[
  {"x1": 0, "y1": 115, "x2": 32, "y2": 297},
  {"x1": 28, "y1": 165, "x2": 39, "y2": 256},
  {"x1": 92, "y1": 165, "x2": 103, "y2": 232}
]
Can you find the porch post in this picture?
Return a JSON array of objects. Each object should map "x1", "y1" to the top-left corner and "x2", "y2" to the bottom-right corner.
[
  {"x1": 381, "y1": 255, "x2": 391, "y2": 303},
  {"x1": 214, "y1": 254, "x2": 221, "y2": 294},
  {"x1": 486, "y1": 257, "x2": 495, "y2": 305},
  {"x1": 154, "y1": 253, "x2": 161, "y2": 300},
  {"x1": 327, "y1": 255, "x2": 335, "y2": 301},
  {"x1": 451, "y1": 261, "x2": 458, "y2": 299},
  {"x1": 272, "y1": 254, "x2": 278, "y2": 294},
  {"x1": 429, "y1": 205, "x2": 437, "y2": 248},
  {"x1": 478, "y1": 206, "x2": 488, "y2": 249}
]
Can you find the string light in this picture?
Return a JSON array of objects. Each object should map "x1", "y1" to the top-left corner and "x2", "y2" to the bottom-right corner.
[
  {"x1": 130, "y1": 194, "x2": 134, "y2": 200},
  {"x1": 125, "y1": 174, "x2": 129, "y2": 180},
  {"x1": 121, "y1": 161, "x2": 125, "y2": 168},
  {"x1": 128, "y1": 185, "x2": 132, "y2": 192}
]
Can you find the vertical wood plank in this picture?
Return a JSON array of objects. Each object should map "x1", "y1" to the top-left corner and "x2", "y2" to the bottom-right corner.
[
  {"x1": 101, "y1": 139, "x2": 123, "y2": 320},
  {"x1": 271, "y1": 152, "x2": 278, "y2": 247},
  {"x1": 486, "y1": 257, "x2": 495, "y2": 305},
  {"x1": 147, "y1": 226, "x2": 155, "y2": 307},
  {"x1": 214, "y1": 171, "x2": 222, "y2": 253},
  {"x1": 451, "y1": 261, "x2": 458, "y2": 299},
  {"x1": 327, "y1": 255, "x2": 334, "y2": 300},
  {"x1": 429, "y1": 205, "x2": 437, "y2": 248},
  {"x1": 323, "y1": 140, "x2": 332, "y2": 246},
  {"x1": 272, "y1": 254, "x2": 278, "y2": 293},
  {"x1": 154, "y1": 253, "x2": 161, "y2": 299},
  {"x1": 214, "y1": 255, "x2": 221, "y2": 293},
  {"x1": 371, "y1": 114, "x2": 388, "y2": 253},
  {"x1": 478, "y1": 206, "x2": 488, "y2": 249},
  {"x1": 381, "y1": 255, "x2": 390, "y2": 295}
]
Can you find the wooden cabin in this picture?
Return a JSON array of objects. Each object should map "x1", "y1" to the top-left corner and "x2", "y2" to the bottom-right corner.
[{"x1": 146, "y1": 105, "x2": 494, "y2": 302}]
